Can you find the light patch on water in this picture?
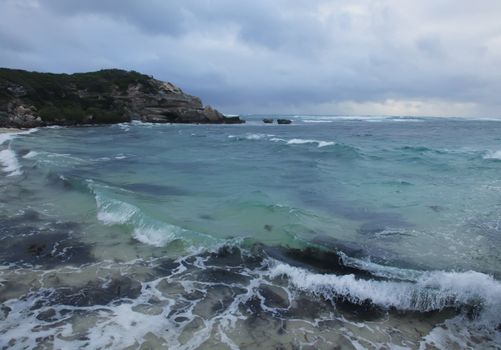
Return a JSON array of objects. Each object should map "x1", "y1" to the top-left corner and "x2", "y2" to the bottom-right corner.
[
  {"x1": 484, "y1": 150, "x2": 501, "y2": 160},
  {"x1": 22, "y1": 151, "x2": 38, "y2": 159}
]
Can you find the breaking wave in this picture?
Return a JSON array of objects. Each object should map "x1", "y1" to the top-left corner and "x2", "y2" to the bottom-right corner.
[
  {"x1": 0, "y1": 148, "x2": 22, "y2": 176},
  {"x1": 269, "y1": 261, "x2": 501, "y2": 317},
  {"x1": 88, "y1": 181, "x2": 217, "y2": 247}
]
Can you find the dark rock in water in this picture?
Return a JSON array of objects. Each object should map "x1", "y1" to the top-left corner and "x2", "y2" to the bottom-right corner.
[
  {"x1": 199, "y1": 214, "x2": 214, "y2": 220},
  {"x1": 53, "y1": 277, "x2": 142, "y2": 306},
  {"x1": 258, "y1": 284, "x2": 289, "y2": 309},
  {"x1": 285, "y1": 297, "x2": 328, "y2": 320},
  {"x1": 153, "y1": 258, "x2": 181, "y2": 276},
  {"x1": 264, "y1": 246, "x2": 375, "y2": 279},
  {"x1": 0, "y1": 214, "x2": 94, "y2": 268},
  {"x1": 0, "y1": 68, "x2": 244, "y2": 127},
  {"x1": 311, "y1": 234, "x2": 426, "y2": 271},
  {"x1": 276, "y1": 119, "x2": 292, "y2": 124},
  {"x1": 36, "y1": 308, "x2": 57, "y2": 322},
  {"x1": 263, "y1": 118, "x2": 274, "y2": 124},
  {"x1": 334, "y1": 298, "x2": 385, "y2": 321},
  {"x1": 196, "y1": 268, "x2": 250, "y2": 285},
  {"x1": 243, "y1": 296, "x2": 263, "y2": 316},
  {"x1": 204, "y1": 246, "x2": 245, "y2": 267},
  {"x1": 0, "y1": 305, "x2": 11, "y2": 320},
  {"x1": 264, "y1": 224, "x2": 273, "y2": 232},
  {"x1": 223, "y1": 116, "x2": 245, "y2": 124},
  {"x1": 428, "y1": 205, "x2": 446, "y2": 212}
]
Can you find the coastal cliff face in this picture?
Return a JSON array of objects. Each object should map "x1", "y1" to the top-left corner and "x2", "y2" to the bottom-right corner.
[{"x1": 0, "y1": 68, "x2": 243, "y2": 127}]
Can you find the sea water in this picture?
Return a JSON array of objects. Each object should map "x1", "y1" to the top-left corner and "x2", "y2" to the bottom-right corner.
[{"x1": 1, "y1": 116, "x2": 501, "y2": 349}]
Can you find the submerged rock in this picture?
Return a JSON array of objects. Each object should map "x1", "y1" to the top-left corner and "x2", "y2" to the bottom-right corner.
[{"x1": 0, "y1": 68, "x2": 245, "y2": 127}]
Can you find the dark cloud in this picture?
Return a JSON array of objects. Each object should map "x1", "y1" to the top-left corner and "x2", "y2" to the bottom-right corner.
[{"x1": 0, "y1": 0, "x2": 500, "y2": 117}]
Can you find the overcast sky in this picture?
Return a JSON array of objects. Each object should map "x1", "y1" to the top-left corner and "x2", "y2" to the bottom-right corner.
[{"x1": 1, "y1": 0, "x2": 500, "y2": 117}]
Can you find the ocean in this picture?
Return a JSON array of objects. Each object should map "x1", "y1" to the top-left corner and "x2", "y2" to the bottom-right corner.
[{"x1": 1, "y1": 115, "x2": 501, "y2": 349}]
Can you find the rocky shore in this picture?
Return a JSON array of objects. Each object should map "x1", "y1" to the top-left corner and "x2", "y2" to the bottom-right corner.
[{"x1": 0, "y1": 68, "x2": 244, "y2": 128}]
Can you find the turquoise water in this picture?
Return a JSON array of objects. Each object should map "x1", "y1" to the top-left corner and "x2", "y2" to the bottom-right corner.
[{"x1": 1, "y1": 116, "x2": 501, "y2": 349}]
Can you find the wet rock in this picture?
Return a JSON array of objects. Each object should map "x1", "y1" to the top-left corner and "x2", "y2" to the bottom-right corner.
[
  {"x1": 264, "y1": 246, "x2": 375, "y2": 278},
  {"x1": 204, "y1": 246, "x2": 245, "y2": 267},
  {"x1": 153, "y1": 258, "x2": 180, "y2": 276},
  {"x1": 222, "y1": 116, "x2": 245, "y2": 124},
  {"x1": 277, "y1": 119, "x2": 292, "y2": 124},
  {"x1": 174, "y1": 316, "x2": 190, "y2": 323},
  {"x1": 195, "y1": 268, "x2": 250, "y2": 285},
  {"x1": 428, "y1": 205, "x2": 445, "y2": 212},
  {"x1": 0, "y1": 230, "x2": 94, "y2": 268},
  {"x1": 199, "y1": 214, "x2": 214, "y2": 220},
  {"x1": 244, "y1": 296, "x2": 263, "y2": 316},
  {"x1": 334, "y1": 298, "x2": 385, "y2": 321},
  {"x1": 53, "y1": 277, "x2": 142, "y2": 306},
  {"x1": 36, "y1": 308, "x2": 57, "y2": 322},
  {"x1": 258, "y1": 285, "x2": 289, "y2": 309},
  {"x1": 192, "y1": 285, "x2": 236, "y2": 318},
  {"x1": 182, "y1": 290, "x2": 205, "y2": 301},
  {"x1": 0, "y1": 305, "x2": 11, "y2": 320},
  {"x1": 263, "y1": 118, "x2": 274, "y2": 124}
]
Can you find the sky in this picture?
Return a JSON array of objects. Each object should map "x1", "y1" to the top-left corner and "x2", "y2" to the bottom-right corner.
[{"x1": 0, "y1": 0, "x2": 500, "y2": 117}]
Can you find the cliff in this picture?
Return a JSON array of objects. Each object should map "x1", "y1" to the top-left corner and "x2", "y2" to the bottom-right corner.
[{"x1": 0, "y1": 68, "x2": 243, "y2": 128}]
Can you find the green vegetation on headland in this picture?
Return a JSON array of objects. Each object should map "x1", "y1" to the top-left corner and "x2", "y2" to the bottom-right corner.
[{"x1": 0, "y1": 68, "x2": 243, "y2": 127}]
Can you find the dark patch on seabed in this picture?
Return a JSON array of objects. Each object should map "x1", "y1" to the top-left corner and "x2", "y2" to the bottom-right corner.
[
  {"x1": 29, "y1": 276, "x2": 142, "y2": 308},
  {"x1": 0, "y1": 210, "x2": 95, "y2": 269}
]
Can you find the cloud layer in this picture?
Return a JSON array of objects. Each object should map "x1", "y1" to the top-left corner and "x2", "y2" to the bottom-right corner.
[{"x1": 1, "y1": 0, "x2": 500, "y2": 117}]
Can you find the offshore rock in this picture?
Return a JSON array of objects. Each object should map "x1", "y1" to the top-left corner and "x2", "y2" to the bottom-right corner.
[
  {"x1": 0, "y1": 68, "x2": 244, "y2": 127},
  {"x1": 277, "y1": 119, "x2": 292, "y2": 124}
]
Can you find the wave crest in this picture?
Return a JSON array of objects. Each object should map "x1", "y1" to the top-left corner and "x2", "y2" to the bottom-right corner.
[{"x1": 268, "y1": 261, "x2": 501, "y2": 319}]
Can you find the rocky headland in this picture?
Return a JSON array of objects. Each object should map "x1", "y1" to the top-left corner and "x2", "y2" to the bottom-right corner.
[{"x1": 0, "y1": 68, "x2": 244, "y2": 128}]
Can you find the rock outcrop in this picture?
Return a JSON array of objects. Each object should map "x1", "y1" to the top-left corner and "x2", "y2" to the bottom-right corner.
[
  {"x1": 0, "y1": 68, "x2": 244, "y2": 127},
  {"x1": 277, "y1": 119, "x2": 292, "y2": 124}
]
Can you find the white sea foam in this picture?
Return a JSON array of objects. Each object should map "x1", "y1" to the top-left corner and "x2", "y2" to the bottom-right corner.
[
  {"x1": 22, "y1": 151, "x2": 38, "y2": 159},
  {"x1": 133, "y1": 224, "x2": 179, "y2": 247},
  {"x1": 0, "y1": 133, "x2": 14, "y2": 146},
  {"x1": 228, "y1": 133, "x2": 335, "y2": 148},
  {"x1": 229, "y1": 133, "x2": 274, "y2": 141},
  {"x1": 303, "y1": 119, "x2": 333, "y2": 123},
  {"x1": 0, "y1": 149, "x2": 22, "y2": 176},
  {"x1": 483, "y1": 150, "x2": 501, "y2": 160},
  {"x1": 286, "y1": 138, "x2": 335, "y2": 148},
  {"x1": 269, "y1": 261, "x2": 501, "y2": 317}
]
